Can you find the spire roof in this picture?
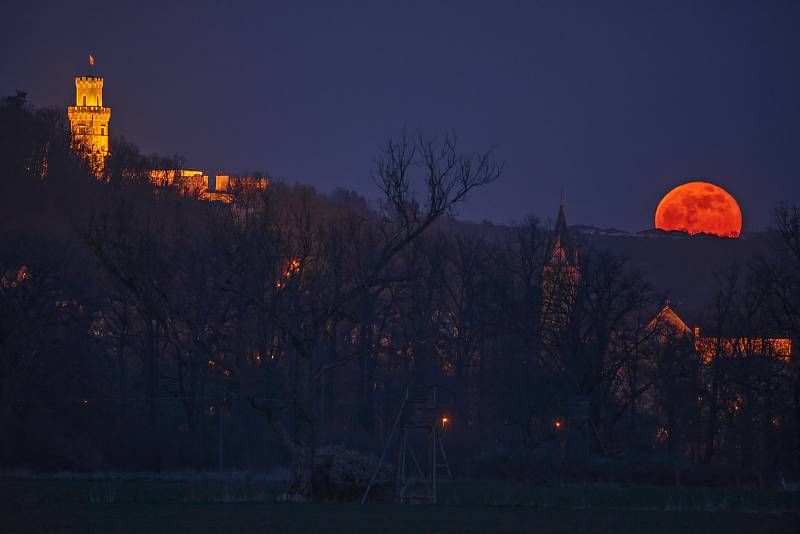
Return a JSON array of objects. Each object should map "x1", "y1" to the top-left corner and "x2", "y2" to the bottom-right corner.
[
  {"x1": 548, "y1": 195, "x2": 578, "y2": 267},
  {"x1": 554, "y1": 198, "x2": 568, "y2": 243}
]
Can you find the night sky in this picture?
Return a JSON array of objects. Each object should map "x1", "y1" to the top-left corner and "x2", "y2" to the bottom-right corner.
[{"x1": 2, "y1": 1, "x2": 798, "y2": 231}]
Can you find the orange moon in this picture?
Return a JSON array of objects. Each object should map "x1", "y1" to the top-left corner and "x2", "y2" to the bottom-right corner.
[{"x1": 654, "y1": 181, "x2": 742, "y2": 238}]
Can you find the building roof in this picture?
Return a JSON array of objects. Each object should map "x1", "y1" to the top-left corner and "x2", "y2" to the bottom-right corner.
[
  {"x1": 548, "y1": 199, "x2": 579, "y2": 267},
  {"x1": 647, "y1": 303, "x2": 692, "y2": 337},
  {"x1": 554, "y1": 201, "x2": 568, "y2": 243}
]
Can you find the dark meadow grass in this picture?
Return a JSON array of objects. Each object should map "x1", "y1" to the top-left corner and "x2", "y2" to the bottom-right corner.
[{"x1": 1, "y1": 475, "x2": 798, "y2": 533}]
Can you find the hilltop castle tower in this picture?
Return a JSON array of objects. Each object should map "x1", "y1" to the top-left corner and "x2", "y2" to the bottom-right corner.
[{"x1": 67, "y1": 57, "x2": 111, "y2": 171}]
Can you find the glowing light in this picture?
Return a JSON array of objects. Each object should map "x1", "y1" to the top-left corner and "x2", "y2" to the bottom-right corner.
[
  {"x1": 276, "y1": 259, "x2": 302, "y2": 288},
  {"x1": 554, "y1": 418, "x2": 563, "y2": 430},
  {"x1": 3, "y1": 265, "x2": 30, "y2": 288},
  {"x1": 654, "y1": 181, "x2": 742, "y2": 238},
  {"x1": 441, "y1": 416, "x2": 450, "y2": 427},
  {"x1": 730, "y1": 394, "x2": 744, "y2": 413},
  {"x1": 208, "y1": 359, "x2": 215, "y2": 366},
  {"x1": 655, "y1": 426, "x2": 669, "y2": 442},
  {"x1": 89, "y1": 54, "x2": 95, "y2": 67}
]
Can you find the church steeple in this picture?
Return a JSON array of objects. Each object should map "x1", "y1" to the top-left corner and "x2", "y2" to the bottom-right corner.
[
  {"x1": 541, "y1": 194, "x2": 581, "y2": 340},
  {"x1": 549, "y1": 192, "x2": 578, "y2": 267}
]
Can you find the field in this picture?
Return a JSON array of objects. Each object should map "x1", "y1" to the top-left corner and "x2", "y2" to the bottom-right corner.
[{"x1": 1, "y1": 477, "x2": 798, "y2": 533}]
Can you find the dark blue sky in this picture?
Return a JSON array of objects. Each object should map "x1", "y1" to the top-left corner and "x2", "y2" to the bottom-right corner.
[{"x1": 2, "y1": 1, "x2": 798, "y2": 231}]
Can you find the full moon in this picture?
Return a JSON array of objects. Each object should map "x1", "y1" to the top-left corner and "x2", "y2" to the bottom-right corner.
[{"x1": 654, "y1": 181, "x2": 742, "y2": 238}]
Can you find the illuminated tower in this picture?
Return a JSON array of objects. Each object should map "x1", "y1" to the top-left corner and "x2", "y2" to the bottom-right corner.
[{"x1": 67, "y1": 55, "x2": 111, "y2": 172}]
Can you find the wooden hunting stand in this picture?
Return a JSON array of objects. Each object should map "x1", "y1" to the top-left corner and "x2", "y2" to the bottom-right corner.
[{"x1": 361, "y1": 386, "x2": 452, "y2": 504}]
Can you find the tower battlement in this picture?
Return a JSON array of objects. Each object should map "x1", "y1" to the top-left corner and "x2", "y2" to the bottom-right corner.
[
  {"x1": 74, "y1": 76, "x2": 106, "y2": 107},
  {"x1": 68, "y1": 106, "x2": 111, "y2": 115},
  {"x1": 75, "y1": 76, "x2": 104, "y2": 83}
]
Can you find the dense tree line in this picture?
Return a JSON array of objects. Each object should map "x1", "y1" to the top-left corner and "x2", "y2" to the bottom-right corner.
[{"x1": 1, "y1": 94, "x2": 798, "y2": 497}]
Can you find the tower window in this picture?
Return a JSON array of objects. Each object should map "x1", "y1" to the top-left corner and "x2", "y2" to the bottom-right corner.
[
  {"x1": 82, "y1": 95, "x2": 86, "y2": 106},
  {"x1": 101, "y1": 127, "x2": 105, "y2": 136}
]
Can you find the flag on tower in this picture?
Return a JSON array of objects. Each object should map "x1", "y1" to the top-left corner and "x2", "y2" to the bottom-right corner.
[{"x1": 89, "y1": 54, "x2": 95, "y2": 67}]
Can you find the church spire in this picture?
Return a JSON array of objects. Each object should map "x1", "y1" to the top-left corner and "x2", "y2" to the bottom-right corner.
[
  {"x1": 554, "y1": 191, "x2": 568, "y2": 244},
  {"x1": 548, "y1": 192, "x2": 578, "y2": 268}
]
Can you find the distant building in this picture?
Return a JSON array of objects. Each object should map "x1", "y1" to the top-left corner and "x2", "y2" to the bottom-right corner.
[
  {"x1": 693, "y1": 327, "x2": 791, "y2": 364},
  {"x1": 648, "y1": 302, "x2": 792, "y2": 363},
  {"x1": 146, "y1": 169, "x2": 211, "y2": 197},
  {"x1": 67, "y1": 64, "x2": 111, "y2": 174},
  {"x1": 646, "y1": 301, "x2": 692, "y2": 341},
  {"x1": 66, "y1": 61, "x2": 269, "y2": 199},
  {"x1": 144, "y1": 170, "x2": 269, "y2": 202}
]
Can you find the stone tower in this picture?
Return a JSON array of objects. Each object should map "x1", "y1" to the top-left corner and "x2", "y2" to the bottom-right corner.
[{"x1": 67, "y1": 56, "x2": 111, "y2": 172}]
